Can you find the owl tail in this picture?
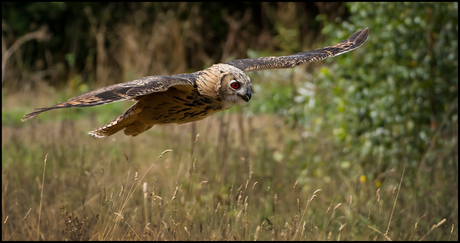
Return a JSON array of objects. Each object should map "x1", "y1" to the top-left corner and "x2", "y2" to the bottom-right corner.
[
  {"x1": 88, "y1": 122, "x2": 126, "y2": 137},
  {"x1": 88, "y1": 103, "x2": 151, "y2": 138}
]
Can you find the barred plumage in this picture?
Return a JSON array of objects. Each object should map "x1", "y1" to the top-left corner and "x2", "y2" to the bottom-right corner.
[{"x1": 22, "y1": 27, "x2": 369, "y2": 137}]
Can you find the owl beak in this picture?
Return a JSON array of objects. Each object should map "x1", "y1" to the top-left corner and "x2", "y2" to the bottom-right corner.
[{"x1": 240, "y1": 89, "x2": 252, "y2": 102}]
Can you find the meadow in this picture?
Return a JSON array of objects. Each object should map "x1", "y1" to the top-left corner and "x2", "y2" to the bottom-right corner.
[{"x1": 2, "y1": 72, "x2": 457, "y2": 240}]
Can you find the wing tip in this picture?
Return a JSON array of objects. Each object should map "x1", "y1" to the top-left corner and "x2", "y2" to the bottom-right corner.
[
  {"x1": 21, "y1": 115, "x2": 34, "y2": 122},
  {"x1": 21, "y1": 108, "x2": 51, "y2": 122},
  {"x1": 353, "y1": 27, "x2": 369, "y2": 47},
  {"x1": 361, "y1": 27, "x2": 369, "y2": 40}
]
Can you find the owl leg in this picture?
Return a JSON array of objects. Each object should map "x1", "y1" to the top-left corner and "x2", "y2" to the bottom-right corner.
[{"x1": 123, "y1": 123, "x2": 154, "y2": 137}]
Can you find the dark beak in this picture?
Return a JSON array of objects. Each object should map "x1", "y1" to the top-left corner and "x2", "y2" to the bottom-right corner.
[{"x1": 240, "y1": 89, "x2": 252, "y2": 102}]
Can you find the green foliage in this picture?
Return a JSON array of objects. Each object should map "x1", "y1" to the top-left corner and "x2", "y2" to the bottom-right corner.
[
  {"x1": 288, "y1": 3, "x2": 458, "y2": 236},
  {"x1": 294, "y1": 2, "x2": 458, "y2": 168},
  {"x1": 247, "y1": 70, "x2": 296, "y2": 115}
]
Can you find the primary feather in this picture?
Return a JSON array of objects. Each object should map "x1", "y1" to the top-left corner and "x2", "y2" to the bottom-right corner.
[{"x1": 22, "y1": 28, "x2": 369, "y2": 137}]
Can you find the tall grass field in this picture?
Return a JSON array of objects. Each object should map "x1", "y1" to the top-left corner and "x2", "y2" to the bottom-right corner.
[{"x1": 2, "y1": 79, "x2": 457, "y2": 240}]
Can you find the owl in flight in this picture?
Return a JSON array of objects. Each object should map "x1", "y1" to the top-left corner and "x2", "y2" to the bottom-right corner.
[{"x1": 22, "y1": 27, "x2": 369, "y2": 138}]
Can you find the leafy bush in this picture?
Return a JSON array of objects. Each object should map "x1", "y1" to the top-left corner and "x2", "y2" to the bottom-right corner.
[
  {"x1": 293, "y1": 2, "x2": 457, "y2": 174},
  {"x1": 282, "y1": 4, "x2": 458, "y2": 231}
]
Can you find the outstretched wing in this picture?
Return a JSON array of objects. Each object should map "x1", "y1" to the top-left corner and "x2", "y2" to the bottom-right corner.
[
  {"x1": 21, "y1": 74, "x2": 195, "y2": 121},
  {"x1": 225, "y1": 27, "x2": 369, "y2": 73}
]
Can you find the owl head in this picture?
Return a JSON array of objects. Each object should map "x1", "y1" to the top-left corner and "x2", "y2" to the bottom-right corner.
[{"x1": 214, "y1": 64, "x2": 253, "y2": 105}]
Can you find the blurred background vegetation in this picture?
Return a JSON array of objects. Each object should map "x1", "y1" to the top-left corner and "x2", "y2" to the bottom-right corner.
[{"x1": 2, "y1": 2, "x2": 458, "y2": 241}]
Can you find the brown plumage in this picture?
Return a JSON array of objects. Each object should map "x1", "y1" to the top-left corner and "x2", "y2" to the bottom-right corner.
[{"x1": 22, "y1": 27, "x2": 369, "y2": 137}]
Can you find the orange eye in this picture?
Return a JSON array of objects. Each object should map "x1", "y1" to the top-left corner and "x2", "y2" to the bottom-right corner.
[{"x1": 230, "y1": 81, "x2": 240, "y2": 89}]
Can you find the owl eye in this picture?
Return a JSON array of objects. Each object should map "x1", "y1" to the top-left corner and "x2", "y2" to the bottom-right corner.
[{"x1": 230, "y1": 81, "x2": 241, "y2": 90}]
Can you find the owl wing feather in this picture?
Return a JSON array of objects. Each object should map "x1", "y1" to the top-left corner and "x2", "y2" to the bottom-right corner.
[
  {"x1": 225, "y1": 27, "x2": 369, "y2": 73},
  {"x1": 22, "y1": 27, "x2": 369, "y2": 125},
  {"x1": 21, "y1": 74, "x2": 195, "y2": 122}
]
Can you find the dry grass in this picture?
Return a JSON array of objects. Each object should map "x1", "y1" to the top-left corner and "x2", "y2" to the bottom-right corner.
[{"x1": 2, "y1": 86, "x2": 458, "y2": 241}]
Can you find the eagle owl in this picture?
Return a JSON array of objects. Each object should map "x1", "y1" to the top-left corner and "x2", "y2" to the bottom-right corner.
[{"x1": 22, "y1": 28, "x2": 369, "y2": 137}]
